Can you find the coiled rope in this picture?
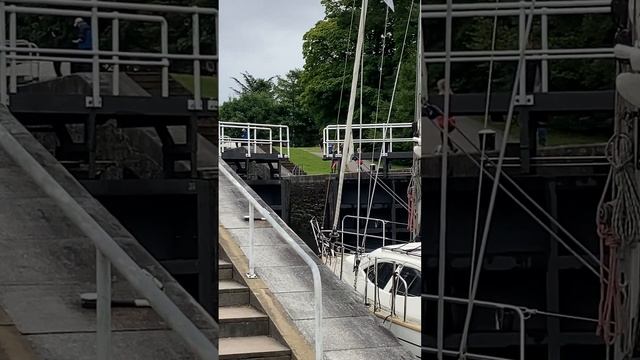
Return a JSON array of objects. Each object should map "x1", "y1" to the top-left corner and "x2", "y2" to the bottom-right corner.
[{"x1": 597, "y1": 112, "x2": 640, "y2": 349}]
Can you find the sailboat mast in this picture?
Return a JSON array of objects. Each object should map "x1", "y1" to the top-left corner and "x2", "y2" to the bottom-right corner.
[{"x1": 332, "y1": 0, "x2": 369, "y2": 232}]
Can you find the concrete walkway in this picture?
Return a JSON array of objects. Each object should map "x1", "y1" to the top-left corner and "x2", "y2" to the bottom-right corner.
[
  {"x1": 218, "y1": 162, "x2": 415, "y2": 360},
  {"x1": 0, "y1": 107, "x2": 218, "y2": 359}
]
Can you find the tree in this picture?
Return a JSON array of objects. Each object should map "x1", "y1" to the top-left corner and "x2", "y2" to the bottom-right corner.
[
  {"x1": 231, "y1": 72, "x2": 275, "y2": 96},
  {"x1": 220, "y1": 71, "x2": 318, "y2": 147},
  {"x1": 300, "y1": 0, "x2": 418, "y2": 133},
  {"x1": 275, "y1": 70, "x2": 318, "y2": 146}
]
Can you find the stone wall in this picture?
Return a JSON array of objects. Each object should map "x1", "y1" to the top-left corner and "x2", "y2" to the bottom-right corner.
[{"x1": 285, "y1": 175, "x2": 331, "y2": 251}]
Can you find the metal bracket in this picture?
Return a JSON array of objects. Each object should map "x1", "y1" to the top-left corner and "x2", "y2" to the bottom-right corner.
[
  {"x1": 85, "y1": 96, "x2": 103, "y2": 108},
  {"x1": 188, "y1": 99, "x2": 203, "y2": 111},
  {"x1": 514, "y1": 95, "x2": 534, "y2": 106}
]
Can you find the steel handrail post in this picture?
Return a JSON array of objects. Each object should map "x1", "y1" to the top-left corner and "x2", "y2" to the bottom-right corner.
[
  {"x1": 91, "y1": 0, "x2": 100, "y2": 106},
  {"x1": 192, "y1": 12, "x2": 201, "y2": 109},
  {"x1": 8, "y1": 8, "x2": 15, "y2": 93},
  {"x1": 112, "y1": 15, "x2": 119, "y2": 96},
  {"x1": 96, "y1": 248, "x2": 112, "y2": 360},
  {"x1": 161, "y1": 18, "x2": 169, "y2": 97},
  {"x1": 0, "y1": 2, "x2": 7, "y2": 105}
]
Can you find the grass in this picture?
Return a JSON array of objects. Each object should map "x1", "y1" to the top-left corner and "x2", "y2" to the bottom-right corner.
[
  {"x1": 289, "y1": 147, "x2": 331, "y2": 175},
  {"x1": 171, "y1": 73, "x2": 217, "y2": 99},
  {"x1": 471, "y1": 116, "x2": 609, "y2": 146}
]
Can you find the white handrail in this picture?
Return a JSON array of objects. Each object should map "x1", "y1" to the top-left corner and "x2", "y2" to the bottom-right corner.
[
  {"x1": 220, "y1": 161, "x2": 323, "y2": 360},
  {"x1": 219, "y1": 121, "x2": 290, "y2": 158},
  {"x1": 0, "y1": 119, "x2": 218, "y2": 359},
  {"x1": 323, "y1": 122, "x2": 414, "y2": 158},
  {"x1": 0, "y1": 0, "x2": 217, "y2": 106}
]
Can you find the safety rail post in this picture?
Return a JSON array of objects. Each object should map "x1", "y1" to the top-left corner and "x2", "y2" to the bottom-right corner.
[
  {"x1": 393, "y1": 273, "x2": 408, "y2": 322},
  {"x1": 161, "y1": 18, "x2": 169, "y2": 97},
  {"x1": 247, "y1": 203, "x2": 256, "y2": 278},
  {"x1": 0, "y1": 1, "x2": 7, "y2": 105},
  {"x1": 252, "y1": 127, "x2": 257, "y2": 154},
  {"x1": 390, "y1": 262, "x2": 397, "y2": 316},
  {"x1": 192, "y1": 11, "x2": 201, "y2": 109},
  {"x1": 219, "y1": 162, "x2": 323, "y2": 360},
  {"x1": 278, "y1": 127, "x2": 282, "y2": 156},
  {"x1": 8, "y1": 8, "x2": 15, "y2": 93},
  {"x1": 96, "y1": 248, "x2": 112, "y2": 360},
  {"x1": 111, "y1": 15, "x2": 119, "y2": 96},
  {"x1": 541, "y1": 8, "x2": 549, "y2": 92},
  {"x1": 90, "y1": 0, "x2": 100, "y2": 107},
  {"x1": 286, "y1": 126, "x2": 290, "y2": 158},
  {"x1": 0, "y1": 120, "x2": 218, "y2": 358},
  {"x1": 518, "y1": 5, "x2": 526, "y2": 103},
  {"x1": 245, "y1": 123, "x2": 251, "y2": 158}
]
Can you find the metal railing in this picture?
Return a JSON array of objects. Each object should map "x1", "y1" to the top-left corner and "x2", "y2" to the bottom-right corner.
[
  {"x1": 219, "y1": 161, "x2": 323, "y2": 360},
  {"x1": 0, "y1": 0, "x2": 217, "y2": 109},
  {"x1": 0, "y1": 121, "x2": 218, "y2": 357},
  {"x1": 323, "y1": 122, "x2": 413, "y2": 158},
  {"x1": 218, "y1": 121, "x2": 290, "y2": 158},
  {"x1": 422, "y1": 0, "x2": 614, "y2": 97},
  {"x1": 423, "y1": 294, "x2": 526, "y2": 360},
  {"x1": 11, "y1": 39, "x2": 39, "y2": 81},
  {"x1": 422, "y1": 292, "x2": 606, "y2": 360},
  {"x1": 391, "y1": 265, "x2": 409, "y2": 322}
]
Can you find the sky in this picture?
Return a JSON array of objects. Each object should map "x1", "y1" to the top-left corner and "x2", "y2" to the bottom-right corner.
[{"x1": 219, "y1": 0, "x2": 325, "y2": 103}]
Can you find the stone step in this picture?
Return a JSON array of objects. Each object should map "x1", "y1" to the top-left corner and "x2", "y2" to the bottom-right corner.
[
  {"x1": 219, "y1": 279, "x2": 249, "y2": 307},
  {"x1": 219, "y1": 305, "x2": 269, "y2": 337},
  {"x1": 219, "y1": 336, "x2": 291, "y2": 360},
  {"x1": 219, "y1": 259, "x2": 233, "y2": 280}
]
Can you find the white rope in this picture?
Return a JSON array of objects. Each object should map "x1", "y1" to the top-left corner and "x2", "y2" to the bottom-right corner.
[
  {"x1": 332, "y1": 0, "x2": 369, "y2": 231},
  {"x1": 359, "y1": 0, "x2": 416, "y2": 250},
  {"x1": 452, "y1": 123, "x2": 607, "y2": 275},
  {"x1": 367, "y1": 6, "x2": 391, "y2": 214},
  {"x1": 335, "y1": 0, "x2": 359, "y2": 147},
  {"x1": 425, "y1": 118, "x2": 604, "y2": 278},
  {"x1": 469, "y1": 0, "x2": 501, "y2": 299},
  {"x1": 457, "y1": 1, "x2": 538, "y2": 356}
]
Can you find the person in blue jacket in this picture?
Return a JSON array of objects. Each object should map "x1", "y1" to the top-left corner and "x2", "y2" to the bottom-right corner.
[{"x1": 71, "y1": 18, "x2": 92, "y2": 73}]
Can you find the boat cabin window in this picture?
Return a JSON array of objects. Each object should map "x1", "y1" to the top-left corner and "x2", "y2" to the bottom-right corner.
[
  {"x1": 397, "y1": 266, "x2": 421, "y2": 297},
  {"x1": 366, "y1": 262, "x2": 395, "y2": 289}
]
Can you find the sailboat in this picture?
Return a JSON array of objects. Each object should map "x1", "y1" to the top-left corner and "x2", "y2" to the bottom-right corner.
[{"x1": 311, "y1": 0, "x2": 423, "y2": 357}]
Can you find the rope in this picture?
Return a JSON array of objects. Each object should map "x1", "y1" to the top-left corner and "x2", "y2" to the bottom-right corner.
[
  {"x1": 425, "y1": 115, "x2": 606, "y2": 279},
  {"x1": 469, "y1": 0, "x2": 501, "y2": 299},
  {"x1": 596, "y1": 111, "x2": 640, "y2": 349},
  {"x1": 361, "y1": 0, "x2": 416, "y2": 250},
  {"x1": 366, "y1": 6, "x2": 390, "y2": 220},
  {"x1": 456, "y1": 1, "x2": 539, "y2": 354},
  {"x1": 453, "y1": 126, "x2": 607, "y2": 274}
]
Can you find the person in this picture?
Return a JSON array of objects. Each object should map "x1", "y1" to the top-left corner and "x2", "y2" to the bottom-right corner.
[
  {"x1": 437, "y1": 78, "x2": 454, "y2": 95},
  {"x1": 239, "y1": 128, "x2": 248, "y2": 147},
  {"x1": 537, "y1": 120, "x2": 548, "y2": 147},
  {"x1": 71, "y1": 18, "x2": 92, "y2": 73},
  {"x1": 48, "y1": 26, "x2": 64, "y2": 77},
  {"x1": 423, "y1": 102, "x2": 458, "y2": 153}
]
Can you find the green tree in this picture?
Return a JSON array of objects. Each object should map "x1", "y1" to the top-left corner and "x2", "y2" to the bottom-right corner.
[
  {"x1": 275, "y1": 69, "x2": 318, "y2": 146},
  {"x1": 300, "y1": 0, "x2": 418, "y2": 132},
  {"x1": 231, "y1": 72, "x2": 275, "y2": 96}
]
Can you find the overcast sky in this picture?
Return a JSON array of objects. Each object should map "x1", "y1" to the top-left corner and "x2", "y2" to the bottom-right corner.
[{"x1": 219, "y1": 1, "x2": 325, "y2": 103}]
